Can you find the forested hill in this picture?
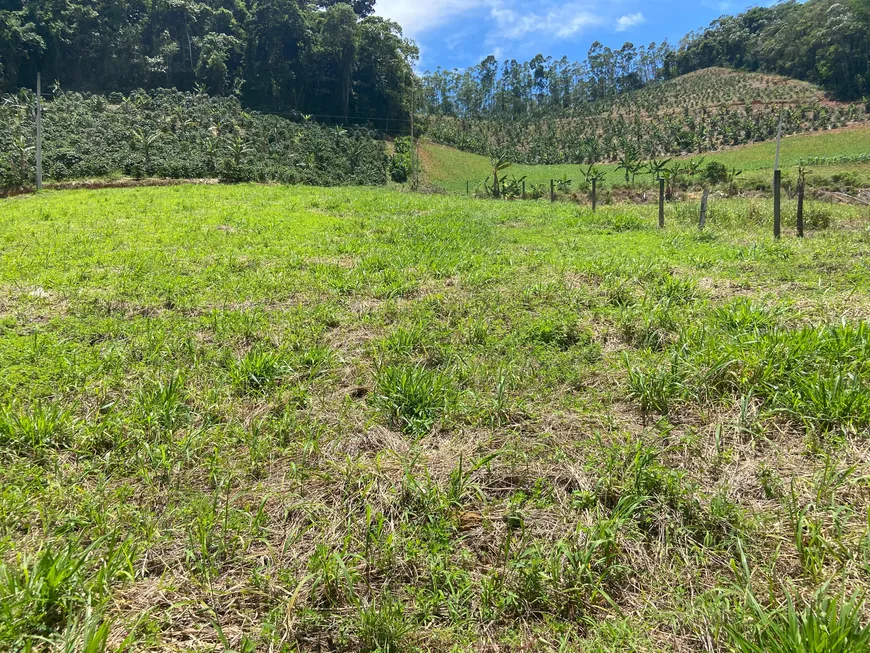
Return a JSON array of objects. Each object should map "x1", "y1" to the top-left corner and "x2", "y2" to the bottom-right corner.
[
  {"x1": 670, "y1": 0, "x2": 870, "y2": 102},
  {"x1": 0, "y1": 0, "x2": 416, "y2": 124},
  {"x1": 420, "y1": 0, "x2": 870, "y2": 119}
]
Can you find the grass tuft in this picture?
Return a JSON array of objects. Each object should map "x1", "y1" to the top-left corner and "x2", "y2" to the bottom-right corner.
[
  {"x1": 0, "y1": 402, "x2": 73, "y2": 454},
  {"x1": 729, "y1": 590, "x2": 870, "y2": 653},
  {"x1": 227, "y1": 348, "x2": 287, "y2": 394},
  {"x1": 373, "y1": 364, "x2": 458, "y2": 436}
]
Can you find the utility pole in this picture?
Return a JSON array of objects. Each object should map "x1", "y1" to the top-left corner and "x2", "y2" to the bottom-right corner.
[{"x1": 36, "y1": 72, "x2": 43, "y2": 191}]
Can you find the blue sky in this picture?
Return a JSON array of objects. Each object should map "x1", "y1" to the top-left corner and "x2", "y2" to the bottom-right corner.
[{"x1": 375, "y1": 0, "x2": 767, "y2": 72}]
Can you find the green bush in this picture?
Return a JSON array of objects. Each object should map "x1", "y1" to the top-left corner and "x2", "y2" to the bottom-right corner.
[
  {"x1": 704, "y1": 161, "x2": 729, "y2": 185},
  {"x1": 389, "y1": 137, "x2": 412, "y2": 183}
]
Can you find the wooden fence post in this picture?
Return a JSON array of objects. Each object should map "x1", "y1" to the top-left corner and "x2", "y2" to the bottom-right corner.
[
  {"x1": 699, "y1": 189, "x2": 709, "y2": 229},
  {"x1": 550, "y1": 179, "x2": 555, "y2": 203},
  {"x1": 658, "y1": 177, "x2": 665, "y2": 228},
  {"x1": 773, "y1": 169, "x2": 782, "y2": 239},
  {"x1": 796, "y1": 179, "x2": 804, "y2": 238},
  {"x1": 591, "y1": 178, "x2": 597, "y2": 211},
  {"x1": 36, "y1": 72, "x2": 43, "y2": 191},
  {"x1": 522, "y1": 180, "x2": 526, "y2": 200}
]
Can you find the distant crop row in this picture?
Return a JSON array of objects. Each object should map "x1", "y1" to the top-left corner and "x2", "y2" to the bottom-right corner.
[
  {"x1": 424, "y1": 103, "x2": 866, "y2": 165},
  {"x1": 600, "y1": 69, "x2": 828, "y2": 118},
  {"x1": 0, "y1": 89, "x2": 392, "y2": 192}
]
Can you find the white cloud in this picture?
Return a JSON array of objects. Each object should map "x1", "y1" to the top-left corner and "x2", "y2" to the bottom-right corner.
[
  {"x1": 615, "y1": 12, "x2": 645, "y2": 32},
  {"x1": 375, "y1": 0, "x2": 477, "y2": 37},
  {"x1": 488, "y1": 1, "x2": 603, "y2": 41},
  {"x1": 377, "y1": 0, "x2": 604, "y2": 42}
]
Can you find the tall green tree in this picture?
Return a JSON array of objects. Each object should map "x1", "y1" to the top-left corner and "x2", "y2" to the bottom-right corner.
[{"x1": 0, "y1": 0, "x2": 417, "y2": 127}]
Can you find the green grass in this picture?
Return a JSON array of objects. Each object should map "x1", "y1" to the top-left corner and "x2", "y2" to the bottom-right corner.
[
  {"x1": 709, "y1": 126, "x2": 870, "y2": 170},
  {"x1": 422, "y1": 124, "x2": 870, "y2": 193},
  {"x1": 1, "y1": 184, "x2": 870, "y2": 651}
]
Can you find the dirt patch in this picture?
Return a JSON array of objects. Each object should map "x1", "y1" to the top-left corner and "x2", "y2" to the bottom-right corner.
[{"x1": 1, "y1": 177, "x2": 222, "y2": 198}]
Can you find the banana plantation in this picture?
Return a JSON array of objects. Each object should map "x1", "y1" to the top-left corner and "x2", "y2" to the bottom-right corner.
[{"x1": 424, "y1": 100, "x2": 865, "y2": 165}]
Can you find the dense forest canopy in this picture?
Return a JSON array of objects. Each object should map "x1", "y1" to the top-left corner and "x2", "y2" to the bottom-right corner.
[
  {"x1": 421, "y1": 0, "x2": 870, "y2": 120},
  {"x1": 1, "y1": 0, "x2": 869, "y2": 130},
  {"x1": 669, "y1": 0, "x2": 870, "y2": 101},
  {"x1": 0, "y1": 0, "x2": 417, "y2": 123}
]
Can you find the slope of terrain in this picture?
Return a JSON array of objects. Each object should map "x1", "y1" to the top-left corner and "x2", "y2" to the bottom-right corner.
[
  {"x1": 604, "y1": 67, "x2": 832, "y2": 116},
  {"x1": 424, "y1": 68, "x2": 866, "y2": 166},
  {"x1": 421, "y1": 124, "x2": 870, "y2": 194},
  {"x1": 0, "y1": 90, "x2": 391, "y2": 193},
  {"x1": 1, "y1": 185, "x2": 870, "y2": 651}
]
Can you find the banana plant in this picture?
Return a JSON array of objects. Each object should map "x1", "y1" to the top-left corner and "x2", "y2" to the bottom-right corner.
[
  {"x1": 615, "y1": 152, "x2": 637, "y2": 184},
  {"x1": 332, "y1": 126, "x2": 348, "y2": 143},
  {"x1": 685, "y1": 157, "x2": 705, "y2": 179},
  {"x1": 581, "y1": 164, "x2": 606, "y2": 186},
  {"x1": 662, "y1": 161, "x2": 685, "y2": 199},
  {"x1": 616, "y1": 149, "x2": 644, "y2": 184},
  {"x1": 487, "y1": 156, "x2": 512, "y2": 199},
  {"x1": 131, "y1": 129, "x2": 160, "y2": 170},
  {"x1": 204, "y1": 136, "x2": 222, "y2": 174},
  {"x1": 726, "y1": 167, "x2": 743, "y2": 196},
  {"x1": 227, "y1": 135, "x2": 251, "y2": 166},
  {"x1": 502, "y1": 174, "x2": 527, "y2": 199},
  {"x1": 645, "y1": 157, "x2": 672, "y2": 179}
]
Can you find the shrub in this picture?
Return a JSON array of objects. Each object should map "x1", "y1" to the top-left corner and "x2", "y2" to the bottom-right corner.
[
  {"x1": 389, "y1": 137, "x2": 412, "y2": 183},
  {"x1": 704, "y1": 161, "x2": 729, "y2": 185}
]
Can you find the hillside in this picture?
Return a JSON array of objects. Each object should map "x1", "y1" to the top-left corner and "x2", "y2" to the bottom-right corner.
[
  {"x1": 602, "y1": 67, "x2": 833, "y2": 116},
  {"x1": 669, "y1": 0, "x2": 870, "y2": 101},
  {"x1": 0, "y1": 90, "x2": 392, "y2": 192},
  {"x1": 420, "y1": 123, "x2": 870, "y2": 194},
  {"x1": 423, "y1": 67, "x2": 865, "y2": 167}
]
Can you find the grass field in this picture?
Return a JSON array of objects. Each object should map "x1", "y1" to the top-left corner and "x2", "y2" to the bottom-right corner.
[
  {"x1": 2, "y1": 185, "x2": 870, "y2": 651},
  {"x1": 421, "y1": 124, "x2": 870, "y2": 194}
]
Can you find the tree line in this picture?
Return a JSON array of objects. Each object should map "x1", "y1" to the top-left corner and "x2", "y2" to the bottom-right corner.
[
  {"x1": 0, "y1": 0, "x2": 417, "y2": 124},
  {"x1": 420, "y1": 0, "x2": 870, "y2": 121},
  {"x1": 420, "y1": 42, "x2": 674, "y2": 119}
]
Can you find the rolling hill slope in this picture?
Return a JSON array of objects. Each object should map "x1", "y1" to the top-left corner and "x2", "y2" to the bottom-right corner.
[
  {"x1": 603, "y1": 67, "x2": 833, "y2": 116},
  {"x1": 420, "y1": 124, "x2": 870, "y2": 194},
  {"x1": 423, "y1": 68, "x2": 866, "y2": 167}
]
